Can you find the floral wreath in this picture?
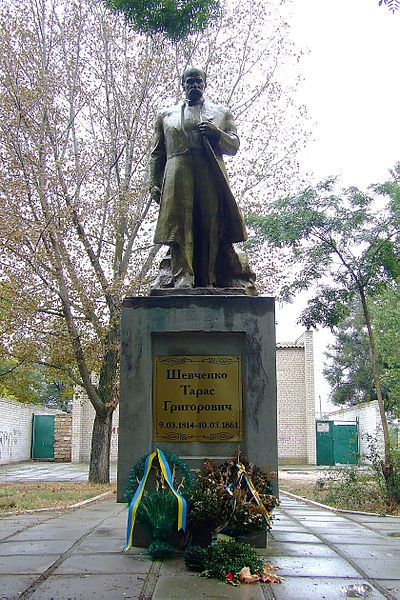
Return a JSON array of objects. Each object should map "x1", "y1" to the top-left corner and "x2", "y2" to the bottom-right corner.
[{"x1": 124, "y1": 450, "x2": 195, "y2": 504}]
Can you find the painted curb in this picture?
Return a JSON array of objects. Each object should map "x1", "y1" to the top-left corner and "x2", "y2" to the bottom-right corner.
[
  {"x1": 280, "y1": 490, "x2": 400, "y2": 518},
  {"x1": 1, "y1": 491, "x2": 113, "y2": 516}
]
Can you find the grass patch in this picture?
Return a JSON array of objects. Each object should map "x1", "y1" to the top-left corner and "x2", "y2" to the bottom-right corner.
[
  {"x1": 280, "y1": 470, "x2": 400, "y2": 516},
  {"x1": 0, "y1": 482, "x2": 115, "y2": 515}
]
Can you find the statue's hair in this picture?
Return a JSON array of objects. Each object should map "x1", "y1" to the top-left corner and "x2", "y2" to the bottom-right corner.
[{"x1": 181, "y1": 67, "x2": 207, "y2": 87}]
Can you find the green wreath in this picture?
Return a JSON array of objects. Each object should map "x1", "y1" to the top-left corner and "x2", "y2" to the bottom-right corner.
[
  {"x1": 104, "y1": 0, "x2": 221, "y2": 41},
  {"x1": 124, "y1": 450, "x2": 195, "y2": 505}
]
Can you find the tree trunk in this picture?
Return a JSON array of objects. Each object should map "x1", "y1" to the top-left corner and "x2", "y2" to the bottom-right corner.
[
  {"x1": 358, "y1": 287, "x2": 395, "y2": 496},
  {"x1": 88, "y1": 410, "x2": 113, "y2": 483},
  {"x1": 88, "y1": 310, "x2": 120, "y2": 483}
]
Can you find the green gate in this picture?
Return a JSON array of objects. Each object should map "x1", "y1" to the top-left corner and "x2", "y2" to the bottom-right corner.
[
  {"x1": 31, "y1": 415, "x2": 55, "y2": 460},
  {"x1": 333, "y1": 423, "x2": 359, "y2": 464},
  {"x1": 316, "y1": 420, "x2": 334, "y2": 465},
  {"x1": 316, "y1": 420, "x2": 359, "y2": 466}
]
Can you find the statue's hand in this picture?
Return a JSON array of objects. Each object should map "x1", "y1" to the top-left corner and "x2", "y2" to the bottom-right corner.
[
  {"x1": 198, "y1": 121, "x2": 221, "y2": 141},
  {"x1": 150, "y1": 186, "x2": 161, "y2": 204}
]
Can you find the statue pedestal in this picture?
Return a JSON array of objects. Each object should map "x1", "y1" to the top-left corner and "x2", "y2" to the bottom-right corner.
[{"x1": 117, "y1": 295, "x2": 278, "y2": 502}]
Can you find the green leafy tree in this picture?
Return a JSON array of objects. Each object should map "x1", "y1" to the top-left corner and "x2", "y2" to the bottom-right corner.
[
  {"x1": 104, "y1": 0, "x2": 221, "y2": 41},
  {"x1": 372, "y1": 286, "x2": 400, "y2": 416},
  {"x1": 323, "y1": 303, "x2": 375, "y2": 406},
  {"x1": 0, "y1": 360, "x2": 46, "y2": 404},
  {"x1": 38, "y1": 380, "x2": 73, "y2": 412},
  {"x1": 0, "y1": 360, "x2": 73, "y2": 410},
  {"x1": 323, "y1": 301, "x2": 396, "y2": 415},
  {"x1": 248, "y1": 169, "x2": 400, "y2": 498}
]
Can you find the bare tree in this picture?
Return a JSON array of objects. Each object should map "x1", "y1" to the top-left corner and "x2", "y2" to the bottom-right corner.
[{"x1": 0, "y1": 0, "x2": 308, "y2": 481}]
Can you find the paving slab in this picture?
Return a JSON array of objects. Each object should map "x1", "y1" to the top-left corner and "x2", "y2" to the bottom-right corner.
[
  {"x1": 270, "y1": 525, "x2": 306, "y2": 533},
  {"x1": 350, "y1": 556, "x2": 400, "y2": 579},
  {"x1": 273, "y1": 521, "x2": 301, "y2": 527},
  {"x1": 265, "y1": 541, "x2": 340, "y2": 558},
  {"x1": 294, "y1": 515, "x2": 351, "y2": 522},
  {"x1": 84, "y1": 527, "x2": 126, "y2": 538},
  {"x1": 363, "y1": 523, "x2": 400, "y2": 535},
  {"x1": 267, "y1": 555, "x2": 361, "y2": 578},
  {"x1": 297, "y1": 523, "x2": 366, "y2": 532},
  {"x1": 0, "y1": 524, "x2": 39, "y2": 541},
  {"x1": 0, "y1": 513, "x2": 55, "y2": 524},
  {"x1": 89, "y1": 525, "x2": 125, "y2": 536},
  {"x1": 321, "y1": 533, "x2": 387, "y2": 545},
  {"x1": 271, "y1": 577, "x2": 386, "y2": 600},
  {"x1": 0, "y1": 514, "x2": 58, "y2": 535},
  {"x1": 53, "y1": 553, "x2": 152, "y2": 575},
  {"x1": 283, "y1": 507, "x2": 330, "y2": 513},
  {"x1": 157, "y1": 556, "x2": 188, "y2": 575},
  {"x1": 152, "y1": 574, "x2": 265, "y2": 599},
  {"x1": 0, "y1": 574, "x2": 39, "y2": 598},
  {"x1": 9, "y1": 525, "x2": 95, "y2": 541},
  {"x1": 0, "y1": 553, "x2": 59, "y2": 575},
  {"x1": 349, "y1": 515, "x2": 400, "y2": 524},
  {"x1": 72, "y1": 536, "x2": 126, "y2": 553},
  {"x1": 30, "y1": 574, "x2": 145, "y2": 600},
  {"x1": 270, "y1": 531, "x2": 323, "y2": 543},
  {"x1": 378, "y1": 581, "x2": 400, "y2": 599},
  {"x1": 339, "y1": 543, "x2": 400, "y2": 559},
  {"x1": 0, "y1": 539, "x2": 74, "y2": 555}
]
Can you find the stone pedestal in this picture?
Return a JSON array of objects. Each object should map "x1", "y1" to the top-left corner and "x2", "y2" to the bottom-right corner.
[{"x1": 117, "y1": 295, "x2": 278, "y2": 502}]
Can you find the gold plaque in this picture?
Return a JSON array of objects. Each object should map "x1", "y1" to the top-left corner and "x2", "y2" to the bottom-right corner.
[{"x1": 153, "y1": 356, "x2": 243, "y2": 442}]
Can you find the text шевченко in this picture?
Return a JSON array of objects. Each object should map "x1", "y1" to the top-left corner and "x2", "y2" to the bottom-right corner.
[
  {"x1": 166, "y1": 369, "x2": 228, "y2": 380},
  {"x1": 163, "y1": 374, "x2": 232, "y2": 412}
]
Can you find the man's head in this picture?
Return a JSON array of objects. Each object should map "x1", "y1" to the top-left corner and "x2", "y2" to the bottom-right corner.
[{"x1": 181, "y1": 67, "x2": 206, "y2": 104}]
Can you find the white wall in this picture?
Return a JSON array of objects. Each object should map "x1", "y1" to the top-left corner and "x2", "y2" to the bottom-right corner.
[{"x1": 0, "y1": 398, "x2": 60, "y2": 465}]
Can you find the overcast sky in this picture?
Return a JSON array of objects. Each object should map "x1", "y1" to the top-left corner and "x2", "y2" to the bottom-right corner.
[
  {"x1": 289, "y1": 0, "x2": 400, "y2": 189},
  {"x1": 274, "y1": 0, "x2": 400, "y2": 409}
]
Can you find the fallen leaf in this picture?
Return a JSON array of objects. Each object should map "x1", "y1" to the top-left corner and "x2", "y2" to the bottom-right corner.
[{"x1": 238, "y1": 567, "x2": 260, "y2": 584}]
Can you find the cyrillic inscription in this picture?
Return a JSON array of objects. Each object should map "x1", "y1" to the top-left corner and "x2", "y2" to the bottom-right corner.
[{"x1": 153, "y1": 356, "x2": 243, "y2": 442}]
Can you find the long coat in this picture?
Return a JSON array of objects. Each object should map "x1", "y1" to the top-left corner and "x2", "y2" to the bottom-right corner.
[{"x1": 149, "y1": 99, "x2": 247, "y2": 249}]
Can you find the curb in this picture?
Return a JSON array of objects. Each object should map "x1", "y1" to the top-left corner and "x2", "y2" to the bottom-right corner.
[
  {"x1": 280, "y1": 490, "x2": 400, "y2": 518},
  {"x1": 1, "y1": 491, "x2": 113, "y2": 516},
  {"x1": 68, "y1": 491, "x2": 113, "y2": 508}
]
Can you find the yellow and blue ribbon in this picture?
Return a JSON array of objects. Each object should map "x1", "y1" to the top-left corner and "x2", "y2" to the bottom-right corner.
[
  {"x1": 124, "y1": 449, "x2": 187, "y2": 551},
  {"x1": 213, "y1": 462, "x2": 271, "y2": 538},
  {"x1": 235, "y1": 462, "x2": 272, "y2": 528}
]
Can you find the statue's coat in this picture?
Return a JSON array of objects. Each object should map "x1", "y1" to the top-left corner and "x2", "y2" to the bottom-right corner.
[{"x1": 149, "y1": 99, "x2": 247, "y2": 251}]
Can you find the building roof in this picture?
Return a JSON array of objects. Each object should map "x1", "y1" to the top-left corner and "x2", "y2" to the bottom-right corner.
[{"x1": 276, "y1": 341, "x2": 304, "y2": 349}]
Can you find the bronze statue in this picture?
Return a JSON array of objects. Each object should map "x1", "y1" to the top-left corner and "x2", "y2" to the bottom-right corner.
[{"x1": 149, "y1": 67, "x2": 255, "y2": 293}]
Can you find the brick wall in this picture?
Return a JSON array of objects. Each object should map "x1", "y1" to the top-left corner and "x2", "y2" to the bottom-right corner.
[
  {"x1": 0, "y1": 398, "x2": 60, "y2": 465},
  {"x1": 54, "y1": 413, "x2": 72, "y2": 462},
  {"x1": 71, "y1": 390, "x2": 119, "y2": 463},
  {"x1": 302, "y1": 331, "x2": 317, "y2": 464},
  {"x1": 324, "y1": 400, "x2": 383, "y2": 461},
  {"x1": 276, "y1": 332, "x2": 316, "y2": 465}
]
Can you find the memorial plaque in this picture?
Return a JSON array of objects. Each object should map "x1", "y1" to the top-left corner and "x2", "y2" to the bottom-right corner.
[{"x1": 153, "y1": 355, "x2": 243, "y2": 442}]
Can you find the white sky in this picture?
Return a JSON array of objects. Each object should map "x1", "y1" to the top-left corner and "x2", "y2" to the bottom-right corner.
[{"x1": 274, "y1": 0, "x2": 400, "y2": 411}]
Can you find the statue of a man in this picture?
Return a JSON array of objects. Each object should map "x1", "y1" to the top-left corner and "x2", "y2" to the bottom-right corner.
[{"x1": 149, "y1": 67, "x2": 254, "y2": 292}]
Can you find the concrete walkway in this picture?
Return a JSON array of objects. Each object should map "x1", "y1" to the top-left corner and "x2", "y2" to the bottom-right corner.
[
  {"x1": 0, "y1": 461, "x2": 117, "y2": 482},
  {"x1": 1, "y1": 463, "x2": 400, "y2": 598},
  {"x1": 0, "y1": 461, "x2": 328, "y2": 484}
]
